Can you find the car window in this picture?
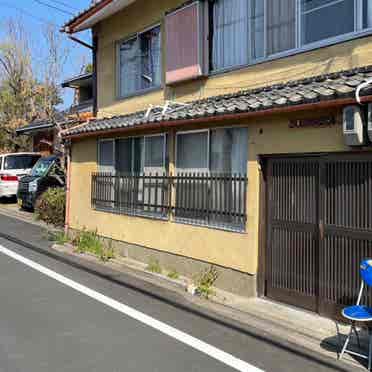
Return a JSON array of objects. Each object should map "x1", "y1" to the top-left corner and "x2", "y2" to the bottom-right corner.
[
  {"x1": 0, "y1": 156, "x2": 3, "y2": 171},
  {"x1": 31, "y1": 158, "x2": 54, "y2": 177},
  {"x1": 4, "y1": 155, "x2": 40, "y2": 170}
]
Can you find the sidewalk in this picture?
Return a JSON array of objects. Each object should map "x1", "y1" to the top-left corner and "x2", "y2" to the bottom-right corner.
[{"x1": 0, "y1": 209, "x2": 366, "y2": 371}]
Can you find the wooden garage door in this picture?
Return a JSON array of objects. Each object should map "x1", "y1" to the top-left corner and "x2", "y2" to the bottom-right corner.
[{"x1": 266, "y1": 154, "x2": 372, "y2": 318}]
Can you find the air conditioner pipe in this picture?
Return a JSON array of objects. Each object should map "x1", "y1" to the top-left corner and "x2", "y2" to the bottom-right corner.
[{"x1": 356, "y1": 78, "x2": 372, "y2": 104}]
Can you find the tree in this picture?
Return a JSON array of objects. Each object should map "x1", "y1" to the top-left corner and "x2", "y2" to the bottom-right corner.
[
  {"x1": 0, "y1": 20, "x2": 35, "y2": 151},
  {"x1": 0, "y1": 19, "x2": 69, "y2": 153}
]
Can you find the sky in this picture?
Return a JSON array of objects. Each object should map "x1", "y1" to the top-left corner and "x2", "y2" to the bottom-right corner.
[{"x1": 0, "y1": 0, "x2": 92, "y2": 109}]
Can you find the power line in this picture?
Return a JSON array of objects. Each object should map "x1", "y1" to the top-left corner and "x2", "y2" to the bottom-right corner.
[
  {"x1": 46, "y1": 0, "x2": 79, "y2": 11},
  {"x1": 32, "y1": 0, "x2": 75, "y2": 16},
  {"x1": 0, "y1": 2, "x2": 58, "y2": 26}
]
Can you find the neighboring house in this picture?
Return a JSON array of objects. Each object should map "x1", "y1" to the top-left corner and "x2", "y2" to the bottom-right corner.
[
  {"x1": 16, "y1": 112, "x2": 68, "y2": 156},
  {"x1": 61, "y1": 73, "x2": 94, "y2": 120},
  {"x1": 16, "y1": 73, "x2": 94, "y2": 156},
  {"x1": 62, "y1": 0, "x2": 372, "y2": 319}
]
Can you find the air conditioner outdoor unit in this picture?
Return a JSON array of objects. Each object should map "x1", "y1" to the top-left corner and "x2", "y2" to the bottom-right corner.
[
  {"x1": 367, "y1": 103, "x2": 372, "y2": 143},
  {"x1": 343, "y1": 105, "x2": 365, "y2": 146}
]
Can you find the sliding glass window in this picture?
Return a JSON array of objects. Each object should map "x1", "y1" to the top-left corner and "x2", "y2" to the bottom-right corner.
[
  {"x1": 210, "y1": 0, "x2": 371, "y2": 72},
  {"x1": 301, "y1": 0, "x2": 355, "y2": 45},
  {"x1": 98, "y1": 135, "x2": 166, "y2": 174}
]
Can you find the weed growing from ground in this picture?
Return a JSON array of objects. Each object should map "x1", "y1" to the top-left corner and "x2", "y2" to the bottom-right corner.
[
  {"x1": 48, "y1": 231, "x2": 70, "y2": 245},
  {"x1": 146, "y1": 258, "x2": 162, "y2": 274},
  {"x1": 167, "y1": 269, "x2": 180, "y2": 280},
  {"x1": 194, "y1": 266, "x2": 219, "y2": 299}
]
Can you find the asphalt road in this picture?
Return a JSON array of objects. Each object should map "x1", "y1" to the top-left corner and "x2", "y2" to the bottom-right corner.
[{"x1": 0, "y1": 215, "x2": 359, "y2": 371}]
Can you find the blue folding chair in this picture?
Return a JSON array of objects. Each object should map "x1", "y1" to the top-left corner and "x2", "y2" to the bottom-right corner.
[{"x1": 340, "y1": 259, "x2": 372, "y2": 370}]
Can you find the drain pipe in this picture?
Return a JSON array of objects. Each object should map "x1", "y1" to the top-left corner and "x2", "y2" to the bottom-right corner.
[
  {"x1": 355, "y1": 78, "x2": 372, "y2": 104},
  {"x1": 64, "y1": 140, "x2": 72, "y2": 236}
]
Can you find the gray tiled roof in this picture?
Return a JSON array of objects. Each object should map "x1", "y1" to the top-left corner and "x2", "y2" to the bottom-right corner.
[{"x1": 63, "y1": 65, "x2": 372, "y2": 137}]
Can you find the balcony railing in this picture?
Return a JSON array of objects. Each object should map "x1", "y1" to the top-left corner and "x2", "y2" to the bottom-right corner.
[{"x1": 91, "y1": 172, "x2": 247, "y2": 232}]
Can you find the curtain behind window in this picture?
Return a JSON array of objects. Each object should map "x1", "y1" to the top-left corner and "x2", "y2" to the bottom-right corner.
[
  {"x1": 211, "y1": 128, "x2": 248, "y2": 174},
  {"x1": 120, "y1": 38, "x2": 140, "y2": 96},
  {"x1": 251, "y1": 0, "x2": 265, "y2": 60},
  {"x1": 364, "y1": 0, "x2": 372, "y2": 28},
  {"x1": 212, "y1": 0, "x2": 249, "y2": 70},
  {"x1": 267, "y1": 0, "x2": 296, "y2": 55}
]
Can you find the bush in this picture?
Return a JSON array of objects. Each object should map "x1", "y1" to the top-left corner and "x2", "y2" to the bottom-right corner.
[{"x1": 35, "y1": 188, "x2": 66, "y2": 227}]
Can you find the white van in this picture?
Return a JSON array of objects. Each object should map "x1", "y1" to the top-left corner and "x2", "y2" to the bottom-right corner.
[{"x1": 0, "y1": 153, "x2": 41, "y2": 198}]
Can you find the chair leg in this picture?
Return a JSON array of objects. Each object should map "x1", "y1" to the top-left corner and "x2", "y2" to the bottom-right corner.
[
  {"x1": 340, "y1": 325, "x2": 354, "y2": 360},
  {"x1": 352, "y1": 323, "x2": 361, "y2": 349}
]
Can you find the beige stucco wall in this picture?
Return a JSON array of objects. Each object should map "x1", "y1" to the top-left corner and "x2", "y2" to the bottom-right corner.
[
  {"x1": 69, "y1": 109, "x2": 354, "y2": 275},
  {"x1": 68, "y1": 0, "x2": 372, "y2": 275},
  {"x1": 95, "y1": 0, "x2": 372, "y2": 117}
]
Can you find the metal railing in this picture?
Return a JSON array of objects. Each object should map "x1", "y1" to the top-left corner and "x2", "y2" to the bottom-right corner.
[
  {"x1": 173, "y1": 173, "x2": 247, "y2": 232},
  {"x1": 91, "y1": 172, "x2": 247, "y2": 231},
  {"x1": 92, "y1": 173, "x2": 170, "y2": 219}
]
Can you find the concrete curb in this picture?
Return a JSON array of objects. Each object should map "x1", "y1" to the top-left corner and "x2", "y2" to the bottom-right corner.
[{"x1": 0, "y1": 229, "x2": 362, "y2": 372}]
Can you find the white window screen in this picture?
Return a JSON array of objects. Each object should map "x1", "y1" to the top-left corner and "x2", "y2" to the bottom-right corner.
[
  {"x1": 119, "y1": 38, "x2": 140, "y2": 97},
  {"x1": 176, "y1": 132, "x2": 209, "y2": 173},
  {"x1": 301, "y1": 0, "x2": 355, "y2": 45},
  {"x1": 267, "y1": 0, "x2": 296, "y2": 55},
  {"x1": 99, "y1": 140, "x2": 114, "y2": 173},
  {"x1": 211, "y1": 0, "x2": 249, "y2": 70}
]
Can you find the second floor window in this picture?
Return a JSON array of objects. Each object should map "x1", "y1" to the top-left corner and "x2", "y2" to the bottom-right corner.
[
  {"x1": 119, "y1": 26, "x2": 161, "y2": 97},
  {"x1": 210, "y1": 0, "x2": 371, "y2": 72}
]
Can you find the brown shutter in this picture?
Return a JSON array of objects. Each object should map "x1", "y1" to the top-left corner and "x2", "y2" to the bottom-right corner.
[{"x1": 165, "y1": 2, "x2": 204, "y2": 85}]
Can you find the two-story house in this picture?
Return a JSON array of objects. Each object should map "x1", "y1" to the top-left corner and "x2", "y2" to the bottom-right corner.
[{"x1": 62, "y1": 0, "x2": 372, "y2": 319}]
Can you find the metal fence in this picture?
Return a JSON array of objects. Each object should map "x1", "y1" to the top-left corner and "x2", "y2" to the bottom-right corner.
[
  {"x1": 91, "y1": 172, "x2": 247, "y2": 231},
  {"x1": 92, "y1": 173, "x2": 170, "y2": 219},
  {"x1": 173, "y1": 173, "x2": 247, "y2": 232}
]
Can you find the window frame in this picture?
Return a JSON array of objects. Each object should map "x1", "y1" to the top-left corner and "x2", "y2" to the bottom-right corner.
[
  {"x1": 175, "y1": 129, "x2": 211, "y2": 173},
  {"x1": 116, "y1": 23, "x2": 163, "y2": 100},
  {"x1": 175, "y1": 126, "x2": 249, "y2": 174},
  {"x1": 98, "y1": 133, "x2": 167, "y2": 174},
  {"x1": 209, "y1": 0, "x2": 372, "y2": 76}
]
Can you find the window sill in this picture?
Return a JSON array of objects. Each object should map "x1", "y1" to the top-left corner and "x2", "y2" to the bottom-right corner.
[
  {"x1": 117, "y1": 85, "x2": 163, "y2": 102},
  {"x1": 209, "y1": 28, "x2": 372, "y2": 79},
  {"x1": 173, "y1": 217, "x2": 246, "y2": 234}
]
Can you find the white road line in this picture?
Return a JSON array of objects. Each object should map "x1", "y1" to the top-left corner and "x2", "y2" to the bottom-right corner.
[{"x1": 0, "y1": 244, "x2": 264, "y2": 372}]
